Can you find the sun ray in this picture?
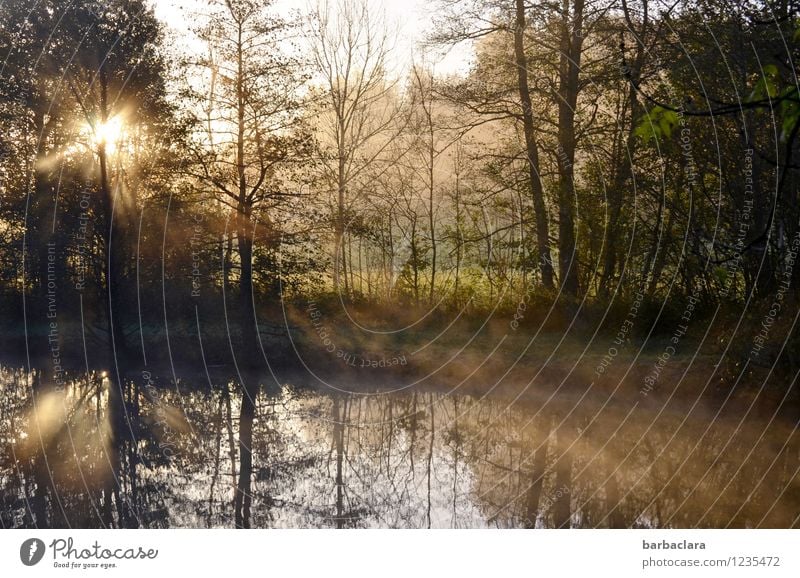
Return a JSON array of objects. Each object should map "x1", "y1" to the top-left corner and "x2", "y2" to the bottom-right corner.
[{"x1": 90, "y1": 115, "x2": 125, "y2": 154}]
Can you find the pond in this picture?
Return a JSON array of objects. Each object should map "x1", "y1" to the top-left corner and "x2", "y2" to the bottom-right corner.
[{"x1": 1, "y1": 366, "x2": 797, "y2": 528}]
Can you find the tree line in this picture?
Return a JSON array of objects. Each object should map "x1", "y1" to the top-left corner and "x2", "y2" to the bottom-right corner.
[{"x1": 2, "y1": 0, "x2": 799, "y2": 349}]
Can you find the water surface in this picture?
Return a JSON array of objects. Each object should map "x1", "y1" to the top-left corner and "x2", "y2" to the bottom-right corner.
[{"x1": 1, "y1": 367, "x2": 797, "y2": 528}]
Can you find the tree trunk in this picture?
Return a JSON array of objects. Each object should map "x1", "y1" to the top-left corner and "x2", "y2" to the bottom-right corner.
[
  {"x1": 233, "y1": 386, "x2": 255, "y2": 528},
  {"x1": 334, "y1": 130, "x2": 348, "y2": 295},
  {"x1": 601, "y1": 2, "x2": 646, "y2": 295},
  {"x1": 97, "y1": 73, "x2": 129, "y2": 527},
  {"x1": 601, "y1": 87, "x2": 640, "y2": 295},
  {"x1": 556, "y1": 0, "x2": 584, "y2": 297},
  {"x1": 453, "y1": 147, "x2": 463, "y2": 305},
  {"x1": 523, "y1": 415, "x2": 551, "y2": 528},
  {"x1": 333, "y1": 396, "x2": 346, "y2": 528},
  {"x1": 427, "y1": 97, "x2": 437, "y2": 304},
  {"x1": 553, "y1": 421, "x2": 574, "y2": 528},
  {"x1": 514, "y1": 0, "x2": 555, "y2": 290}
]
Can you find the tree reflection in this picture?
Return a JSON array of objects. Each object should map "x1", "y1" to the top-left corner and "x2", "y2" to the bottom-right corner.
[{"x1": 1, "y1": 367, "x2": 798, "y2": 528}]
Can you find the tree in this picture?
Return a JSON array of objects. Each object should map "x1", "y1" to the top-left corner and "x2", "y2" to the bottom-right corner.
[
  {"x1": 554, "y1": 0, "x2": 585, "y2": 296},
  {"x1": 64, "y1": 0, "x2": 176, "y2": 527},
  {"x1": 432, "y1": 0, "x2": 556, "y2": 290},
  {"x1": 183, "y1": 0, "x2": 308, "y2": 527},
  {"x1": 513, "y1": 0, "x2": 556, "y2": 290},
  {"x1": 307, "y1": 0, "x2": 408, "y2": 295},
  {"x1": 0, "y1": 0, "x2": 177, "y2": 527}
]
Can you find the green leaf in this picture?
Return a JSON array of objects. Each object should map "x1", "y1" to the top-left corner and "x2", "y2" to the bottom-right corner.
[
  {"x1": 658, "y1": 108, "x2": 679, "y2": 138},
  {"x1": 750, "y1": 64, "x2": 780, "y2": 101},
  {"x1": 635, "y1": 105, "x2": 679, "y2": 143},
  {"x1": 634, "y1": 117, "x2": 658, "y2": 142}
]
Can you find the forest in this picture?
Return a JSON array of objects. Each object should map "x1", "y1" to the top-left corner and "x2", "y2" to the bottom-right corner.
[{"x1": 1, "y1": 0, "x2": 799, "y2": 529}]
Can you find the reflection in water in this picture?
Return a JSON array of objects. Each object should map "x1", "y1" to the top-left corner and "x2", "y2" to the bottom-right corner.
[{"x1": 0, "y1": 366, "x2": 798, "y2": 528}]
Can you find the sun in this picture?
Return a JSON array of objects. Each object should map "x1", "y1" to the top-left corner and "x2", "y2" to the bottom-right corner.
[{"x1": 92, "y1": 115, "x2": 125, "y2": 153}]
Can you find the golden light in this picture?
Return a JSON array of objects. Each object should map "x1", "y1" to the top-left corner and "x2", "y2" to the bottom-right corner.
[{"x1": 92, "y1": 115, "x2": 125, "y2": 153}]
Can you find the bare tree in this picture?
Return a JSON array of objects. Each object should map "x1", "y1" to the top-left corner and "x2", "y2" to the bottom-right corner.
[{"x1": 307, "y1": 0, "x2": 409, "y2": 295}]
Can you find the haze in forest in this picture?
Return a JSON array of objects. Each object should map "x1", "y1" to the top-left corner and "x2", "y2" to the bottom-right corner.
[{"x1": 1, "y1": 0, "x2": 799, "y2": 530}]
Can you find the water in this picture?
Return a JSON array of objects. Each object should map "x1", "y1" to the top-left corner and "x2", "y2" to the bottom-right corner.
[{"x1": 1, "y1": 366, "x2": 797, "y2": 528}]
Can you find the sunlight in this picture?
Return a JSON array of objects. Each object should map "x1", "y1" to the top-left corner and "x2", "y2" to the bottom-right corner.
[
  {"x1": 18, "y1": 390, "x2": 69, "y2": 459},
  {"x1": 91, "y1": 115, "x2": 125, "y2": 153}
]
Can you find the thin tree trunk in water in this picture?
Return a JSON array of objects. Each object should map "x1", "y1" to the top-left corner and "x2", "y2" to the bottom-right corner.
[
  {"x1": 514, "y1": 0, "x2": 554, "y2": 290},
  {"x1": 553, "y1": 421, "x2": 575, "y2": 528},
  {"x1": 410, "y1": 392, "x2": 417, "y2": 472},
  {"x1": 427, "y1": 393, "x2": 434, "y2": 529},
  {"x1": 208, "y1": 393, "x2": 224, "y2": 527},
  {"x1": 30, "y1": 456, "x2": 51, "y2": 528},
  {"x1": 523, "y1": 416, "x2": 551, "y2": 528},
  {"x1": 234, "y1": 384, "x2": 256, "y2": 529},
  {"x1": 123, "y1": 378, "x2": 140, "y2": 528},
  {"x1": 223, "y1": 382, "x2": 237, "y2": 499},
  {"x1": 29, "y1": 369, "x2": 51, "y2": 528},
  {"x1": 452, "y1": 397, "x2": 459, "y2": 527},
  {"x1": 333, "y1": 396, "x2": 345, "y2": 528},
  {"x1": 386, "y1": 400, "x2": 393, "y2": 474}
]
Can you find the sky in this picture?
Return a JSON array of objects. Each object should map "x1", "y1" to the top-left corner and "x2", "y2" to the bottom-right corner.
[{"x1": 149, "y1": 0, "x2": 474, "y2": 78}]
